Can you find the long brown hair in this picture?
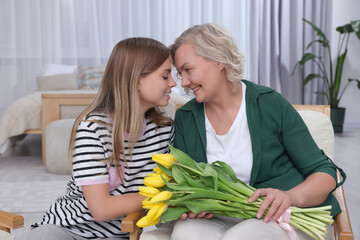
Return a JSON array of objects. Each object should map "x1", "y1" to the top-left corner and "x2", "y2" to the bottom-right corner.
[{"x1": 69, "y1": 38, "x2": 173, "y2": 176}]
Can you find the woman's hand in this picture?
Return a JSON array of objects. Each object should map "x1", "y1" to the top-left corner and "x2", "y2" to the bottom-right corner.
[
  {"x1": 179, "y1": 211, "x2": 214, "y2": 220},
  {"x1": 248, "y1": 188, "x2": 293, "y2": 223}
]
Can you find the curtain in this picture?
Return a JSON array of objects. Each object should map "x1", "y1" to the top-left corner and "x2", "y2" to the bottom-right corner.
[{"x1": 0, "y1": 0, "x2": 329, "y2": 116}]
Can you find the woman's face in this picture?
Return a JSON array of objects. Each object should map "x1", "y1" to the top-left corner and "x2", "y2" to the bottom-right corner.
[
  {"x1": 138, "y1": 58, "x2": 176, "y2": 112},
  {"x1": 174, "y1": 43, "x2": 224, "y2": 103}
]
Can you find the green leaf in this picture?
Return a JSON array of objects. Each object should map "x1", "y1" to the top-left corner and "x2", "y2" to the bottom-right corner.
[
  {"x1": 183, "y1": 174, "x2": 206, "y2": 188},
  {"x1": 201, "y1": 164, "x2": 218, "y2": 192},
  {"x1": 168, "y1": 144, "x2": 201, "y2": 172},
  {"x1": 156, "y1": 163, "x2": 173, "y2": 177},
  {"x1": 161, "y1": 206, "x2": 189, "y2": 223},
  {"x1": 298, "y1": 53, "x2": 320, "y2": 65},
  {"x1": 172, "y1": 166, "x2": 187, "y2": 185},
  {"x1": 170, "y1": 189, "x2": 242, "y2": 206},
  {"x1": 303, "y1": 73, "x2": 323, "y2": 86},
  {"x1": 184, "y1": 199, "x2": 238, "y2": 213},
  {"x1": 211, "y1": 161, "x2": 237, "y2": 182},
  {"x1": 306, "y1": 39, "x2": 327, "y2": 50},
  {"x1": 161, "y1": 175, "x2": 201, "y2": 192},
  {"x1": 336, "y1": 23, "x2": 354, "y2": 34},
  {"x1": 351, "y1": 20, "x2": 360, "y2": 39},
  {"x1": 348, "y1": 78, "x2": 360, "y2": 89},
  {"x1": 314, "y1": 91, "x2": 328, "y2": 97},
  {"x1": 334, "y1": 49, "x2": 347, "y2": 97},
  {"x1": 303, "y1": 18, "x2": 329, "y2": 47}
]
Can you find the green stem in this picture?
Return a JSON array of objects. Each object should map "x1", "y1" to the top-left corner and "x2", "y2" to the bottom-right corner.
[{"x1": 174, "y1": 162, "x2": 202, "y2": 175}]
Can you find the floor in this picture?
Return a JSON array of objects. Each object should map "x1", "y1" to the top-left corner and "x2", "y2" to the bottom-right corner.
[{"x1": 0, "y1": 127, "x2": 359, "y2": 240}]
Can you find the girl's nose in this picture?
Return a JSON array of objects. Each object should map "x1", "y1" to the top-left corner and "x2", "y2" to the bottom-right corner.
[{"x1": 169, "y1": 75, "x2": 176, "y2": 88}]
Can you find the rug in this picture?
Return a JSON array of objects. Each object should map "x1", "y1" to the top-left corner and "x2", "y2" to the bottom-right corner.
[{"x1": 0, "y1": 153, "x2": 70, "y2": 213}]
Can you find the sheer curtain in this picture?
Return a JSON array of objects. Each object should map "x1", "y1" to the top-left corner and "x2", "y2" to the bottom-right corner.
[{"x1": 0, "y1": 0, "x2": 328, "y2": 115}]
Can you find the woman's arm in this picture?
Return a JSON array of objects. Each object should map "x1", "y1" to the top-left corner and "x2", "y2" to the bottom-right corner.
[
  {"x1": 82, "y1": 184, "x2": 146, "y2": 222},
  {"x1": 249, "y1": 170, "x2": 336, "y2": 223}
]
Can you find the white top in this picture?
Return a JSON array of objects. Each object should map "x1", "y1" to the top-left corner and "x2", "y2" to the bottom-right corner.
[
  {"x1": 33, "y1": 113, "x2": 174, "y2": 239},
  {"x1": 205, "y1": 82, "x2": 253, "y2": 184}
]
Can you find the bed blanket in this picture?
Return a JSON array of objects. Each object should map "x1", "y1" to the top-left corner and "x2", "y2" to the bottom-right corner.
[{"x1": 0, "y1": 90, "x2": 96, "y2": 152}]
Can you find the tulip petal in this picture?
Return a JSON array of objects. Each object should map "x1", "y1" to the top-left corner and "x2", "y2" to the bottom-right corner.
[
  {"x1": 136, "y1": 215, "x2": 160, "y2": 228},
  {"x1": 150, "y1": 191, "x2": 172, "y2": 203}
]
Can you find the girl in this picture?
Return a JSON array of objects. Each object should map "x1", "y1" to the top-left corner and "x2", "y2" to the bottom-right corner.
[{"x1": 25, "y1": 37, "x2": 176, "y2": 240}]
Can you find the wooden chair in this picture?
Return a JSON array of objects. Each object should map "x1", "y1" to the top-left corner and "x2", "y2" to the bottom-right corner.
[
  {"x1": 121, "y1": 104, "x2": 354, "y2": 240},
  {"x1": 0, "y1": 210, "x2": 24, "y2": 240}
]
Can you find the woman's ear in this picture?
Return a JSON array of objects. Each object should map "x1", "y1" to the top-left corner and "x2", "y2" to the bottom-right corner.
[{"x1": 216, "y1": 62, "x2": 225, "y2": 71}]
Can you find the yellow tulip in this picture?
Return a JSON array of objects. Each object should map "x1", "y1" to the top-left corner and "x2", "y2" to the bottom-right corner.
[
  {"x1": 136, "y1": 215, "x2": 160, "y2": 228},
  {"x1": 146, "y1": 202, "x2": 167, "y2": 221},
  {"x1": 152, "y1": 154, "x2": 176, "y2": 168},
  {"x1": 142, "y1": 197, "x2": 157, "y2": 209},
  {"x1": 144, "y1": 175, "x2": 166, "y2": 188},
  {"x1": 150, "y1": 191, "x2": 172, "y2": 203},
  {"x1": 153, "y1": 166, "x2": 164, "y2": 174},
  {"x1": 139, "y1": 186, "x2": 161, "y2": 198},
  {"x1": 143, "y1": 173, "x2": 170, "y2": 188}
]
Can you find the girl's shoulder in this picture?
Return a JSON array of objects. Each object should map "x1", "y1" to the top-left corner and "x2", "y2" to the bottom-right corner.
[{"x1": 78, "y1": 113, "x2": 111, "y2": 131}]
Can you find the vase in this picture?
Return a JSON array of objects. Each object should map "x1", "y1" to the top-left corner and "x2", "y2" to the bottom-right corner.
[{"x1": 330, "y1": 107, "x2": 346, "y2": 133}]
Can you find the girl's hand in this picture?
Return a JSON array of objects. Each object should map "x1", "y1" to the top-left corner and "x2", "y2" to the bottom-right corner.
[
  {"x1": 179, "y1": 211, "x2": 214, "y2": 220},
  {"x1": 248, "y1": 188, "x2": 293, "y2": 223}
]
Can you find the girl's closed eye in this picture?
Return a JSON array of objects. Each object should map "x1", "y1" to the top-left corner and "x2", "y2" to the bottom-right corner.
[{"x1": 163, "y1": 76, "x2": 169, "y2": 80}]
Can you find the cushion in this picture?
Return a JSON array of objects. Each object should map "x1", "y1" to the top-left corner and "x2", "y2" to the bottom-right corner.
[
  {"x1": 77, "y1": 64, "x2": 106, "y2": 89},
  {"x1": 45, "y1": 119, "x2": 75, "y2": 174},
  {"x1": 36, "y1": 72, "x2": 78, "y2": 90},
  {"x1": 298, "y1": 111, "x2": 334, "y2": 160}
]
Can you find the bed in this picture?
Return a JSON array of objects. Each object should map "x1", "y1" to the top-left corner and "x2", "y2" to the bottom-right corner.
[
  {"x1": 0, "y1": 64, "x2": 104, "y2": 160},
  {"x1": 0, "y1": 90, "x2": 97, "y2": 157}
]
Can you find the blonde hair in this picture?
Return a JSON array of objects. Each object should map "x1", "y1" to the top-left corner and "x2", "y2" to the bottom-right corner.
[
  {"x1": 170, "y1": 23, "x2": 244, "y2": 89},
  {"x1": 69, "y1": 38, "x2": 173, "y2": 177}
]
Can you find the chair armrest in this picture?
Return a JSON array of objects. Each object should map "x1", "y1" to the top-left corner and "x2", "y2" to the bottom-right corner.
[
  {"x1": 121, "y1": 211, "x2": 146, "y2": 240},
  {"x1": 0, "y1": 210, "x2": 24, "y2": 233},
  {"x1": 333, "y1": 171, "x2": 354, "y2": 240}
]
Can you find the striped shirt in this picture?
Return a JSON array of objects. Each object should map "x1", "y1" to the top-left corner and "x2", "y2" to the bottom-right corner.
[{"x1": 33, "y1": 113, "x2": 174, "y2": 239}]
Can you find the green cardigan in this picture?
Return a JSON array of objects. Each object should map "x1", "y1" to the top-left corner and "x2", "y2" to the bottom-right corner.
[{"x1": 174, "y1": 80, "x2": 344, "y2": 217}]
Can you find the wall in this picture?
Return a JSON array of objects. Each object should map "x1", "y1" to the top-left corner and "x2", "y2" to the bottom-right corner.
[{"x1": 330, "y1": 0, "x2": 360, "y2": 126}]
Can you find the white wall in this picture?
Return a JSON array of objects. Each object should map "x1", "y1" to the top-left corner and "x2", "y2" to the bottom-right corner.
[{"x1": 330, "y1": 0, "x2": 360, "y2": 126}]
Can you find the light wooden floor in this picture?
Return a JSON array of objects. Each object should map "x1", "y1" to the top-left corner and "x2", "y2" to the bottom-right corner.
[{"x1": 1, "y1": 127, "x2": 359, "y2": 239}]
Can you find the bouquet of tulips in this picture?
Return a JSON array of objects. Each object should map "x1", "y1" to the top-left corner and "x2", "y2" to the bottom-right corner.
[{"x1": 136, "y1": 145, "x2": 333, "y2": 240}]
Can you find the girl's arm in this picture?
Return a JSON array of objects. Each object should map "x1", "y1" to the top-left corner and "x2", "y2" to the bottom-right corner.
[{"x1": 82, "y1": 184, "x2": 146, "y2": 222}]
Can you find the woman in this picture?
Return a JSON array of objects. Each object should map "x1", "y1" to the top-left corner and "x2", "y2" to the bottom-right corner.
[
  {"x1": 141, "y1": 24, "x2": 344, "y2": 240},
  {"x1": 24, "y1": 37, "x2": 176, "y2": 240}
]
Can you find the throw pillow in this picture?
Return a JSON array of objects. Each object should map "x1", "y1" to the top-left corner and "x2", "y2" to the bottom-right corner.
[
  {"x1": 40, "y1": 64, "x2": 77, "y2": 76},
  {"x1": 77, "y1": 64, "x2": 106, "y2": 89},
  {"x1": 36, "y1": 72, "x2": 78, "y2": 90}
]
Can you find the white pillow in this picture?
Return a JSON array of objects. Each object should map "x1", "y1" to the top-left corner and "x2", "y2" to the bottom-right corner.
[
  {"x1": 40, "y1": 64, "x2": 77, "y2": 76},
  {"x1": 298, "y1": 111, "x2": 334, "y2": 160},
  {"x1": 36, "y1": 72, "x2": 78, "y2": 90}
]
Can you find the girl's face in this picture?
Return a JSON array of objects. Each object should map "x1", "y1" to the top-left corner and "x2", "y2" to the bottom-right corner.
[
  {"x1": 138, "y1": 58, "x2": 176, "y2": 112},
  {"x1": 174, "y1": 43, "x2": 224, "y2": 103}
]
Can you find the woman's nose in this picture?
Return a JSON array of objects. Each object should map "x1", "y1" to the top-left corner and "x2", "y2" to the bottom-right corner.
[{"x1": 181, "y1": 76, "x2": 190, "y2": 88}]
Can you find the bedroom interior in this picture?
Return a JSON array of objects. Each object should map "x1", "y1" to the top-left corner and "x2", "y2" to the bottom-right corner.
[{"x1": 0, "y1": 0, "x2": 359, "y2": 239}]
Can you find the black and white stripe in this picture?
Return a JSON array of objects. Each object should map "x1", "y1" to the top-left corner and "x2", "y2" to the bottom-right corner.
[{"x1": 32, "y1": 113, "x2": 174, "y2": 239}]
